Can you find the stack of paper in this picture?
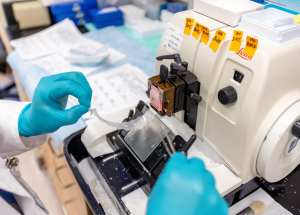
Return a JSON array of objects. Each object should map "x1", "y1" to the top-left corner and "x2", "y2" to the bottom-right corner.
[{"x1": 10, "y1": 19, "x2": 126, "y2": 75}]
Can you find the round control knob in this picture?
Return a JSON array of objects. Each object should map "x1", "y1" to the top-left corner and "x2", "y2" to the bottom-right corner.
[
  {"x1": 218, "y1": 86, "x2": 237, "y2": 105},
  {"x1": 292, "y1": 121, "x2": 300, "y2": 139}
]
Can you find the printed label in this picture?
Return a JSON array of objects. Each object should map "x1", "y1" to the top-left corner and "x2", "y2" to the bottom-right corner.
[
  {"x1": 209, "y1": 30, "x2": 226, "y2": 52},
  {"x1": 236, "y1": 48, "x2": 252, "y2": 61},
  {"x1": 161, "y1": 22, "x2": 184, "y2": 54}
]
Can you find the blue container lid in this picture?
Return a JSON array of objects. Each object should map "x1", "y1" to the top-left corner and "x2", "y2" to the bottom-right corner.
[
  {"x1": 89, "y1": 6, "x2": 123, "y2": 23},
  {"x1": 54, "y1": 9, "x2": 90, "y2": 21},
  {"x1": 167, "y1": 2, "x2": 187, "y2": 13},
  {"x1": 95, "y1": 17, "x2": 124, "y2": 29},
  {"x1": 51, "y1": 0, "x2": 97, "y2": 15}
]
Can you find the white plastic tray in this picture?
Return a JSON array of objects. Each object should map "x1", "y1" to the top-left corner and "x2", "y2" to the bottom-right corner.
[
  {"x1": 193, "y1": 0, "x2": 264, "y2": 27},
  {"x1": 238, "y1": 8, "x2": 300, "y2": 46}
]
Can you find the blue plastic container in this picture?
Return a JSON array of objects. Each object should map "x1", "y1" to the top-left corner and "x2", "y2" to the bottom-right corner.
[
  {"x1": 167, "y1": 2, "x2": 187, "y2": 13},
  {"x1": 50, "y1": 0, "x2": 97, "y2": 15},
  {"x1": 54, "y1": 9, "x2": 90, "y2": 22},
  {"x1": 54, "y1": 15, "x2": 91, "y2": 26},
  {"x1": 95, "y1": 18, "x2": 124, "y2": 29},
  {"x1": 89, "y1": 6, "x2": 123, "y2": 23}
]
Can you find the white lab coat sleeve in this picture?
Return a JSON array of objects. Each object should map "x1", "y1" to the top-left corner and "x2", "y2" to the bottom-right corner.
[{"x1": 0, "y1": 100, "x2": 47, "y2": 158}]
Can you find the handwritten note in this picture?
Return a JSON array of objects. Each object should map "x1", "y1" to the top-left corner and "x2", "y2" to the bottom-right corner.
[
  {"x1": 243, "y1": 36, "x2": 258, "y2": 57},
  {"x1": 192, "y1": 22, "x2": 202, "y2": 40},
  {"x1": 200, "y1": 25, "x2": 209, "y2": 45},
  {"x1": 209, "y1": 30, "x2": 226, "y2": 52},
  {"x1": 229, "y1": 30, "x2": 244, "y2": 52},
  {"x1": 161, "y1": 22, "x2": 184, "y2": 54},
  {"x1": 184, "y1": 18, "x2": 195, "y2": 35}
]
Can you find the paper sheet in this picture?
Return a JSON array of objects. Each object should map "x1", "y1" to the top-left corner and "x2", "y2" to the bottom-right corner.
[
  {"x1": 160, "y1": 22, "x2": 184, "y2": 54},
  {"x1": 31, "y1": 48, "x2": 125, "y2": 75},
  {"x1": 229, "y1": 188, "x2": 292, "y2": 215},
  {"x1": 70, "y1": 63, "x2": 149, "y2": 119},
  {"x1": 10, "y1": 19, "x2": 86, "y2": 60}
]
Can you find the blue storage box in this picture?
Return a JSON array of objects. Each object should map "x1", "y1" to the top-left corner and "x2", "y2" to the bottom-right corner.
[
  {"x1": 167, "y1": 2, "x2": 187, "y2": 13},
  {"x1": 51, "y1": 0, "x2": 97, "y2": 15},
  {"x1": 89, "y1": 6, "x2": 123, "y2": 23},
  {"x1": 54, "y1": 15, "x2": 91, "y2": 26},
  {"x1": 54, "y1": 9, "x2": 90, "y2": 22},
  {"x1": 95, "y1": 18, "x2": 124, "y2": 29}
]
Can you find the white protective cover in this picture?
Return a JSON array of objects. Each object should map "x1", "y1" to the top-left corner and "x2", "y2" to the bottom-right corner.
[
  {"x1": 193, "y1": 0, "x2": 264, "y2": 26},
  {"x1": 238, "y1": 8, "x2": 300, "y2": 46}
]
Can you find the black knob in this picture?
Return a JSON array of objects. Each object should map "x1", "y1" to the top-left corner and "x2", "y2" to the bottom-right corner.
[
  {"x1": 292, "y1": 121, "x2": 300, "y2": 139},
  {"x1": 182, "y1": 61, "x2": 188, "y2": 69},
  {"x1": 191, "y1": 93, "x2": 202, "y2": 104},
  {"x1": 218, "y1": 86, "x2": 237, "y2": 105}
]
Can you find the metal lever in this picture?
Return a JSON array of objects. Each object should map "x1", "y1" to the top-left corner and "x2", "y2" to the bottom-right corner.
[
  {"x1": 47, "y1": 136, "x2": 63, "y2": 158},
  {"x1": 156, "y1": 54, "x2": 182, "y2": 64},
  {"x1": 6, "y1": 157, "x2": 49, "y2": 214},
  {"x1": 121, "y1": 178, "x2": 143, "y2": 192},
  {"x1": 160, "y1": 65, "x2": 169, "y2": 83},
  {"x1": 182, "y1": 134, "x2": 197, "y2": 154}
]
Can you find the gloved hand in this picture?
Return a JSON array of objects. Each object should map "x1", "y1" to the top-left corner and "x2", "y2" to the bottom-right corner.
[
  {"x1": 147, "y1": 152, "x2": 228, "y2": 215},
  {"x1": 18, "y1": 72, "x2": 92, "y2": 137}
]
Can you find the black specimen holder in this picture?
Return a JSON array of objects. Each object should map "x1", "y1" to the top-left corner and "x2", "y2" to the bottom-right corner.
[{"x1": 151, "y1": 54, "x2": 201, "y2": 130}]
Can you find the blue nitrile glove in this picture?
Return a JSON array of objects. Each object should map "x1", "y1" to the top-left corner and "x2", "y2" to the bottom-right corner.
[
  {"x1": 147, "y1": 152, "x2": 228, "y2": 215},
  {"x1": 18, "y1": 72, "x2": 92, "y2": 137}
]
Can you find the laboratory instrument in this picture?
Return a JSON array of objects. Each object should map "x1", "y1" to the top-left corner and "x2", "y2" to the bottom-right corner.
[{"x1": 64, "y1": 0, "x2": 300, "y2": 214}]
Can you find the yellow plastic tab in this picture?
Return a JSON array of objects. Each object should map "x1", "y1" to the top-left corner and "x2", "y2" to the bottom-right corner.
[
  {"x1": 200, "y1": 25, "x2": 209, "y2": 45},
  {"x1": 293, "y1": 14, "x2": 300, "y2": 23},
  {"x1": 192, "y1": 22, "x2": 202, "y2": 39},
  {"x1": 243, "y1": 36, "x2": 258, "y2": 57},
  {"x1": 209, "y1": 30, "x2": 226, "y2": 52},
  {"x1": 229, "y1": 30, "x2": 244, "y2": 52},
  {"x1": 184, "y1": 18, "x2": 195, "y2": 35}
]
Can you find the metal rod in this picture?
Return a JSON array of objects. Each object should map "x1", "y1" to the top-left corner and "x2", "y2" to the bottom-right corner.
[
  {"x1": 166, "y1": 134, "x2": 176, "y2": 154},
  {"x1": 102, "y1": 152, "x2": 122, "y2": 163},
  {"x1": 121, "y1": 178, "x2": 143, "y2": 192},
  {"x1": 162, "y1": 139, "x2": 172, "y2": 156}
]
